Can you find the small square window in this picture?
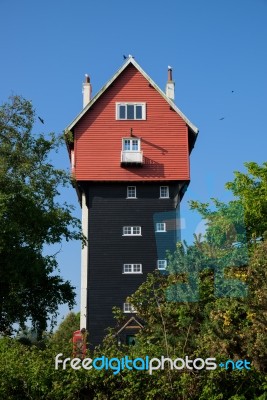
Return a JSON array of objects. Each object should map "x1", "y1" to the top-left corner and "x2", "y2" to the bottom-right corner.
[
  {"x1": 160, "y1": 186, "x2": 169, "y2": 198},
  {"x1": 123, "y1": 227, "x2": 132, "y2": 235},
  {"x1": 123, "y1": 226, "x2": 141, "y2": 236},
  {"x1": 132, "y1": 226, "x2": 141, "y2": 235},
  {"x1": 124, "y1": 264, "x2": 132, "y2": 273},
  {"x1": 133, "y1": 264, "x2": 140, "y2": 272},
  {"x1": 157, "y1": 260, "x2": 167, "y2": 270},
  {"x1": 122, "y1": 138, "x2": 140, "y2": 151},
  {"x1": 123, "y1": 303, "x2": 137, "y2": 313},
  {"x1": 123, "y1": 264, "x2": 142, "y2": 273},
  {"x1": 156, "y1": 223, "x2": 166, "y2": 232},
  {"x1": 127, "y1": 186, "x2": 136, "y2": 198}
]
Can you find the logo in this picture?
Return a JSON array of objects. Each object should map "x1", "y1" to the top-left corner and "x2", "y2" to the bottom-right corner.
[{"x1": 55, "y1": 354, "x2": 251, "y2": 375}]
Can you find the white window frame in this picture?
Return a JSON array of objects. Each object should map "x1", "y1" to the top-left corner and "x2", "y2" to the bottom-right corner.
[
  {"x1": 156, "y1": 222, "x2": 166, "y2": 232},
  {"x1": 160, "y1": 186, "x2": 169, "y2": 198},
  {"x1": 127, "y1": 186, "x2": 136, "y2": 199},
  {"x1": 123, "y1": 303, "x2": 137, "y2": 313},
  {"x1": 123, "y1": 264, "x2": 142, "y2": 274},
  {"x1": 116, "y1": 103, "x2": 146, "y2": 120},
  {"x1": 157, "y1": 260, "x2": 167, "y2": 270},
  {"x1": 122, "y1": 138, "x2": 141, "y2": 151},
  {"x1": 123, "y1": 226, "x2": 142, "y2": 236}
]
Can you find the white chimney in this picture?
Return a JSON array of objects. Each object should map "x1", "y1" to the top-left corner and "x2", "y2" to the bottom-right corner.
[
  {"x1": 82, "y1": 74, "x2": 92, "y2": 108},
  {"x1": 165, "y1": 66, "x2": 175, "y2": 101}
]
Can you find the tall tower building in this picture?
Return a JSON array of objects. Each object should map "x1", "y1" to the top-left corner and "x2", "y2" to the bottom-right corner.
[{"x1": 65, "y1": 57, "x2": 198, "y2": 346}]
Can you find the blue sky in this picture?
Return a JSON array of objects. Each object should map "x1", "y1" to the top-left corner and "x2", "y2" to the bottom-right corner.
[{"x1": 1, "y1": 0, "x2": 267, "y2": 326}]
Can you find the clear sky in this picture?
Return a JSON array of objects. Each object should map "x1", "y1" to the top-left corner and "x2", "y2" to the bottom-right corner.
[{"x1": 1, "y1": 0, "x2": 267, "y2": 326}]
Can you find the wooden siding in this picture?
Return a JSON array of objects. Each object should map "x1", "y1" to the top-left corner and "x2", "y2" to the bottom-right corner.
[
  {"x1": 74, "y1": 64, "x2": 190, "y2": 182},
  {"x1": 83, "y1": 182, "x2": 180, "y2": 346}
]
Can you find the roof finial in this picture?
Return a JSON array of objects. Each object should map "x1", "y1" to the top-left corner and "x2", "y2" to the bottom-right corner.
[{"x1": 123, "y1": 54, "x2": 134, "y2": 60}]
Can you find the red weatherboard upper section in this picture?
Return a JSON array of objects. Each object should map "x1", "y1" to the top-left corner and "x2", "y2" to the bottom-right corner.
[{"x1": 72, "y1": 64, "x2": 190, "y2": 181}]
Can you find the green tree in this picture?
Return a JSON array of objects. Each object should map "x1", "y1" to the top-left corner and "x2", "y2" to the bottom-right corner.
[
  {"x1": 0, "y1": 95, "x2": 83, "y2": 337},
  {"x1": 52, "y1": 312, "x2": 80, "y2": 343},
  {"x1": 225, "y1": 162, "x2": 267, "y2": 240},
  {"x1": 51, "y1": 312, "x2": 80, "y2": 354},
  {"x1": 92, "y1": 162, "x2": 267, "y2": 399},
  {"x1": 190, "y1": 161, "x2": 267, "y2": 243}
]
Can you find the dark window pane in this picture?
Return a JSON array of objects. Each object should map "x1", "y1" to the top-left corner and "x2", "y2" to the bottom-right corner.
[
  {"x1": 136, "y1": 105, "x2": 142, "y2": 119},
  {"x1": 127, "y1": 105, "x2": 134, "y2": 119},
  {"x1": 119, "y1": 105, "x2": 126, "y2": 119}
]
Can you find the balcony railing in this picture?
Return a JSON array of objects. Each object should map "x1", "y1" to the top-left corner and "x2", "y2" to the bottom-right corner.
[{"x1": 121, "y1": 151, "x2": 143, "y2": 165}]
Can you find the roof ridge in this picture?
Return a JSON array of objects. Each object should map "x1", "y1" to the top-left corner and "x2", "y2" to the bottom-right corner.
[{"x1": 65, "y1": 58, "x2": 198, "y2": 135}]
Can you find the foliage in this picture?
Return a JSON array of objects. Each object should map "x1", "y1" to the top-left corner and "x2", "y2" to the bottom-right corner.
[
  {"x1": 51, "y1": 312, "x2": 80, "y2": 355},
  {"x1": 87, "y1": 161, "x2": 267, "y2": 399},
  {"x1": 52, "y1": 312, "x2": 80, "y2": 344},
  {"x1": 190, "y1": 161, "x2": 267, "y2": 242},
  {"x1": 93, "y1": 240, "x2": 267, "y2": 399},
  {"x1": 1, "y1": 158, "x2": 266, "y2": 399},
  {"x1": 0, "y1": 95, "x2": 83, "y2": 336},
  {"x1": 225, "y1": 162, "x2": 267, "y2": 240},
  {"x1": 0, "y1": 337, "x2": 91, "y2": 400}
]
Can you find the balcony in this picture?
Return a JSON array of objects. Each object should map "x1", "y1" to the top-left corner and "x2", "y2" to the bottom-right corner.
[{"x1": 121, "y1": 150, "x2": 143, "y2": 166}]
